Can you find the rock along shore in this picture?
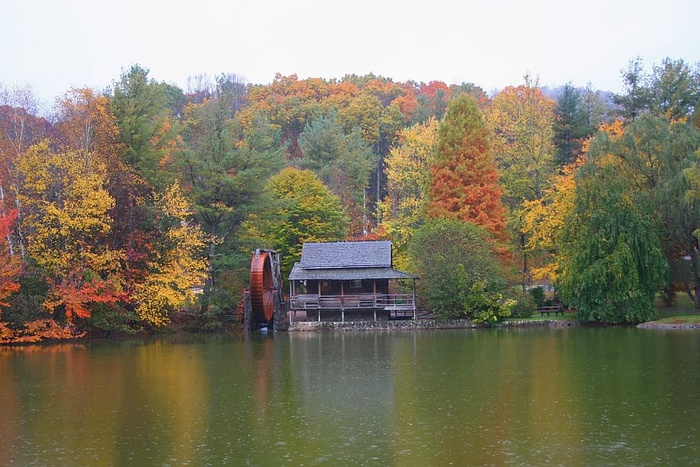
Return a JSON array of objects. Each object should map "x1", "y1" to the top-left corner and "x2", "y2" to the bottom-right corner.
[{"x1": 286, "y1": 318, "x2": 578, "y2": 332}]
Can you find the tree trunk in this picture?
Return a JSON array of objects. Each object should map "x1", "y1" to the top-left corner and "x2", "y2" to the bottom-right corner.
[
  {"x1": 691, "y1": 250, "x2": 700, "y2": 309},
  {"x1": 200, "y1": 223, "x2": 218, "y2": 314}
]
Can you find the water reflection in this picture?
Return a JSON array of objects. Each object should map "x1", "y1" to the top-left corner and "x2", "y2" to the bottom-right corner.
[{"x1": 1, "y1": 329, "x2": 698, "y2": 465}]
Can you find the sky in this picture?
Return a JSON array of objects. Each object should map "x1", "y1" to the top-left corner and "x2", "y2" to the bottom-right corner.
[{"x1": 2, "y1": 0, "x2": 699, "y2": 110}]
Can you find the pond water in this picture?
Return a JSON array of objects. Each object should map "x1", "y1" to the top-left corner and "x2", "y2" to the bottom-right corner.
[{"x1": 1, "y1": 327, "x2": 698, "y2": 466}]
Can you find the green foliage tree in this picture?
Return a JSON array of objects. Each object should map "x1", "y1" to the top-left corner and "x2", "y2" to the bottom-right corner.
[
  {"x1": 589, "y1": 115, "x2": 700, "y2": 306},
  {"x1": 110, "y1": 64, "x2": 176, "y2": 189},
  {"x1": 409, "y1": 218, "x2": 511, "y2": 322},
  {"x1": 614, "y1": 57, "x2": 652, "y2": 121},
  {"x1": 178, "y1": 86, "x2": 282, "y2": 309},
  {"x1": 247, "y1": 168, "x2": 348, "y2": 276},
  {"x1": 559, "y1": 162, "x2": 667, "y2": 324},
  {"x1": 614, "y1": 57, "x2": 700, "y2": 121},
  {"x1": 554, "y1": 83, "x2": 591, "y2": 166},
  {"x1": 297, "y1": 113, "x2": 373, "y2": 236}
]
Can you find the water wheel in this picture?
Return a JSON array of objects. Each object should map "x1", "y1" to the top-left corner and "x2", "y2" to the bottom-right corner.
[{"x1": 249, "y1": 249, "x2": 282, "y2": 327}]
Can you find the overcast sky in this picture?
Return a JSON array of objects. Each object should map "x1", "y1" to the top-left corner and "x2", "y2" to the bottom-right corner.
[{"x1": 2, "y1": 0, "x2": 699, "y2": 109}]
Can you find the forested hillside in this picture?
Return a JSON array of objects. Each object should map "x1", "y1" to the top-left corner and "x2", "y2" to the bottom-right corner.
[{"x1": 1, "y1": 57, "x2": 699, "y2": 341}]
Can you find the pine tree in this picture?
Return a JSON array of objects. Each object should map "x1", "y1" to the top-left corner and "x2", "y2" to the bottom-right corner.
[{"x1": 554, "y1": 84, "x2": 589, "y2": 166}]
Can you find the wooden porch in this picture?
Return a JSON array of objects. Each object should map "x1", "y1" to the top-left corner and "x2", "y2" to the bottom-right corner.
[{"x1": 289, "y1": 293, "x2": 416, "y2": 323}]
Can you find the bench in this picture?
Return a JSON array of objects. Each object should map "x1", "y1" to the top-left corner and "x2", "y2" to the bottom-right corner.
[{"x1": 537, "y1": 305, "x2": 564, "y2": 316}]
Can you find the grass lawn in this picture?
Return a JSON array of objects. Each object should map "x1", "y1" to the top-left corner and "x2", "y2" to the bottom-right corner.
[
  {"x1": 655, "y1": 294, "x2": 700, "y2": 323},
  {"x1": 509, "y1": 293, "x2": 700, "y2": 324},
  {"x1": 652, "y1": 315, "x2": 700, "y2": 325}
]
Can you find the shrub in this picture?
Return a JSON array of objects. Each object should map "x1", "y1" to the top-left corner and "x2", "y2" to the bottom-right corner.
[
  {"x1": 409, "y1": 219, "x2": 508, "y2": 320},
  {"x1": 528, "y1": 286, "x2": 545, "y2": 307},
  {"x1": 510, "y1": 289, "x2": 536, "y2": 318}
]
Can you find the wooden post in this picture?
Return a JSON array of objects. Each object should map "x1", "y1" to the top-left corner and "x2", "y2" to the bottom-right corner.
[{"x1": 412, "y1": 278, "x2": 417, "y2": 320}]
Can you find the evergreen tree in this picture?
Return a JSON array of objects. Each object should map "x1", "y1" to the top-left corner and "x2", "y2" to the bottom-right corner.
[
  {"x1": 110, "y1": 64, "x2": 175, "y2": 189},
  {"x1": 428, "y1": 93, "x2": 506, "y2": 240},
  {"x1": 554, "y1": 84, "x2": 589, "y2": 166},
  {"x1": 297, "y1": 113, "x2": 373, "y2": 236}
]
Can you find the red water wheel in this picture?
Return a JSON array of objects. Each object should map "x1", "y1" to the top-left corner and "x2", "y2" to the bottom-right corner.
[{"x1": 249, "y1": 250, "x2": 276, "y2": 325}]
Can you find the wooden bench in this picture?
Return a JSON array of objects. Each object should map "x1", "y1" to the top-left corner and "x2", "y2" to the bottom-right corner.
[{"x1": 537, "y1": 305, "x2": 564, "y2": 316}]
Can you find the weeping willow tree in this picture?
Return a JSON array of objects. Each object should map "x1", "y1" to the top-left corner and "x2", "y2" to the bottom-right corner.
[{"x1": 559, "y1": 161, "x2": 668, "y2": 324}]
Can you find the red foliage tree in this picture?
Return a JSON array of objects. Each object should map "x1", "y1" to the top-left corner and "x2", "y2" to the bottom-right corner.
[{"x1": 0, "y1": 207, "x2": 24, "y2": 307}]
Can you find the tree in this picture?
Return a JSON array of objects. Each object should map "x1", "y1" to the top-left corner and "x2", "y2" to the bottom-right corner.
[
  {"x1": 296, "y1": 113, "x2": 373, "y2": 236},
  {"x1": 486, "y1": 77, "x2": 558, "y2": 281},
  {"x1": 409, "y1": 218, "x2": 512, "y2": 323},
  {"x1": 590, "y1": 115, "x2": 700, "y2": 306},
  {"x1": 559, "y1": 161, "x2": 667, "y2": 324},
  {"x1": 487, "y1": 76, "x2": 557, "y2": 207},
  {"x1": 132, "y1": 183, "x2": 208, "y2": 326},
  {"x1": 243, "y1": 74, "x2": 332, "y2": 159},
  {"x1": 110, "y1": 64, "x2": 177, "y2": 189},
  {"x1": 614, "y1": 57, "x2": 700, "y2": 121},
  {"x1": 177, "y1": 90, "x2": 282, "y2": 309},
  {"x1": 614, "y1": 57, "x2": 651, "y2": 121},
  {"x1": 553, "y1": 84, "x2": 591, "y2": 166},
  {"x1": 0, "y1": 85, "x2": 51, "y2": 258},
  {"x1": 0, "y1": 206, "x2": 23, "y2": 307},
  {"x1": 246, "y1": 168, "x2": 347, "y2": 276},
  {"x1": 379, "y1": 118, "x2": 437, "y2": 269},
  {"x1": 16, "y1": 141, "x2": 122, "y2": 322},
  {"x1": 522, "y1": 161, "x2": 579, "y2": 283},
  {"x1": 428, "y1": 93, "x2": 507, "y2": 240},
  {"x1": 54, "y1": 87, "x2": 123, "y2": 160},
  {"x1": 580, "y1": 84, "x2": 616, "y2": 131}
]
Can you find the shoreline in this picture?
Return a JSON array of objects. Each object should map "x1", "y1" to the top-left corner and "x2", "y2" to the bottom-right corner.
[
  {"x1": 285, "y1": 317, "x2": 579, "y2": 332},
  {"x1": 636, "y1": 321, "x2": 700, "y2": 329}
]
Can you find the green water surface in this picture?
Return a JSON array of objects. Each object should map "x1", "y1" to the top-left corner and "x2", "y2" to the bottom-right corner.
[{"x1": 1, "y1": 327, "x2": 698, "y2": 466}]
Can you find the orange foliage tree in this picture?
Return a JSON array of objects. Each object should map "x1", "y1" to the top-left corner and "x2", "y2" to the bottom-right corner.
[{"x1": 427, "y1": 93, "x2": 507, "y2": 241}]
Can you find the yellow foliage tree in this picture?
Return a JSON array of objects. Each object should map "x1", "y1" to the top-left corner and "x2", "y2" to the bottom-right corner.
[
  {"x1": 379, "y1": 118, "x2": 437, "y2": 270},
  {"x1": 522, "y1": 161, "x2": 580, "y2": 282},
  {"x1": 17, "y1": 140, "x2": 121, "y2": 321},
  {"x1": 132, "y1": 183, "x2": 208, "y2": 326}
]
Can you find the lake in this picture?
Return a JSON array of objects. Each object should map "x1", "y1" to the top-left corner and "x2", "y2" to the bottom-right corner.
[{"x1": 1, "y1": 327, "x2": 698, "y2": 466}]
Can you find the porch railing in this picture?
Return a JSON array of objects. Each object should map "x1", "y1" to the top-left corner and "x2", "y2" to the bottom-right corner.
[
  {"x1": 290, "y1": 293, "x2": 414, "y2": 310},
  {"x1": 289, "y1": 293, "x2": 416, "y2": 322}
]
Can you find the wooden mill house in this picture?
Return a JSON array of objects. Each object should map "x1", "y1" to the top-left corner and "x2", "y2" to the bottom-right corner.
[{"x1": 288, "y1": 240, "x2": 418, "y2": 323}]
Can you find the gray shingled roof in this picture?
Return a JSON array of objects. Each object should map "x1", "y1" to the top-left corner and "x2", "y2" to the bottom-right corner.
[
  {"x1": 288, "y1": 241, "x2": 417, "y2": 281},
  {"x1": 299, "y1": 241, "x2": 392, "y2": 269}
]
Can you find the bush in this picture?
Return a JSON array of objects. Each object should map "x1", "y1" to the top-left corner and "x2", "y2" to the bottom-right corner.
[
  {"x1": 510, "y1": 289, "x2": 536, "y2": 318},
  {"x1": 80, "y1": 303, "x2": 142, "y2": 336},
  {"x1": 528, "y1": 286, "x2": 545, "y2": 307},
  {"x1": 409, "y1": 219, "x2": 508, "y2": 320},
  {"x1": 2, "y1": 273, "x2": 50, "y2": 328}
]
